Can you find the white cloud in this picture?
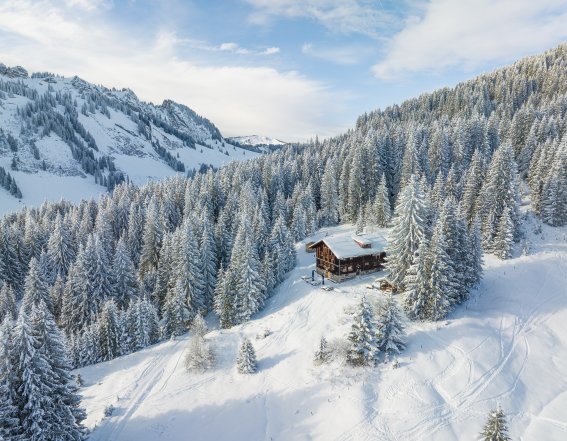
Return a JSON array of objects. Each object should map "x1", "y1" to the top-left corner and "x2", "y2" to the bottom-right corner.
[
  {"x1": 63, "y1": 0, "x2": 110, "y2": 11},
  {"x1": 245, "y1": 0, "x2": 393, "y2": 38},
  {"x1": 263, "y1": 47, "x2": 280, "y2": 55},
  {"x1": 302, "y1": 42, "x2": 370, "y2": 65},
  {"x1": 0, "y1": 0, "x2": 342, "y2": 140},
  {"x1": 372, "y1": 0, "x2": 567, "y2": 79},
  {"x1": 217, "y1": 42, "x2": 279, "y2": 55}
]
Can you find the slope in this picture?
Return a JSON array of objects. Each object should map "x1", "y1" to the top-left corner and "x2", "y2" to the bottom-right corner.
[
  {"x1": 0, "y1": 64, "x2": 261, "y2": 215},
  {"x1": 78, "y1": 218, "x2": 567, "y2": 440}
]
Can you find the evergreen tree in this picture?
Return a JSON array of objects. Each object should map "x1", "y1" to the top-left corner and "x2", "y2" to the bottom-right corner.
[
  {"x1": 213, "y1": 265, "x2": 236, "y2": 329},
  {"x1": 162, "y1": 279, "x2": 190, "y2": 338},
  {"x1": 185, "y1": 334, "x2": 215, "y2": 372},
  {"x1": 0, "y1": 220, "x2": 22, "y2": 295},
  {"x1": 402, "y1": 238, "x2": 431, "y2": 321},
  {"x1": 190, "y1": 314, "x2": 208, "y2": 338},
  {"x1": 174, "y1": 221, "x2": 206, "y2": 316},
  {"x1": 21, "y1": 257, "x2": 52, "y2": 315},
  {"x1": 387, "y1": 175, "x2": 430, "y2": 288},
  {"x1": 465, "y1": 219, "x2": 484, "y2": 288},
  {"x1": 139, "y1": 197, "x2": 162, "y2": 281},
  {"x1": 427, "y1": 223, "x2": 454, "y2": 320},
  {"x1": 97, "y1": 300, "x2": 121, "y2": 362},
  {"x1": 230, "y1": 221, "x2": 266, "y2": 324},
  {"x1": 313, "y1": 336, "x2": 331, "y2": 365},
  {"x1": 480, "y1": 405, "x2": 511, "y2": 441},
  {"x1": 13, "y1": 304, "x2": 86, "y2": 440},
  {"x1": 82, "y1": 234, "x2": 114, "y2": 309},
  {"x1": 369, "y1": 174, "x2": 391, "y2": 229},
  {"x1": 200, "y1": 222, "x2": 218, "y2": 309},
  {"x1": 0, "y1": 318, "x2": 20, "y2": 440},
  {"x1": 125, "y1": 298, "x2": 159, "y2": 352},
  {"x1": 480, "y1": 143, "x2": 520, "y2": 251},
  {"x1": 375, "y1": 294, "x2": 406, "y2": 360},
  {"x1": 50, "y1": 276, "x2": 65, "y2": 322},
  {"x1": 319, "y1": 161, "x2": 340, "y2": 226},
  {"x1": 346, "y1": 296, "x2": 377, "y2": 366},
  {"x1": 46, "y1": 214, "x2": 76, "y2": 281},
  {"x1": 113, "y1": 236, "x2": 139, "y2": 308},
  {"x1": 494, "y1": 205, "x2": 514, "y2": 260},
  {"x1": 236, "y1": 338, "x2": 257, "y2": 374},
  {"x1": 0, "y1": 283, "x2": 17, "y2": 323}
]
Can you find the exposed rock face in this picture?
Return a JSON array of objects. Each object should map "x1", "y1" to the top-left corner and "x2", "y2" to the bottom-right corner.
[{"x1": 0, "y1": 63, "x2": 28, "y2": 78}]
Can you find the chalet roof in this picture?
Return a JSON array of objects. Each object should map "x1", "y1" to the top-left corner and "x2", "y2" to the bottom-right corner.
[{"x1": 310, "y1": 233, "x2": 387, "y2": 259}]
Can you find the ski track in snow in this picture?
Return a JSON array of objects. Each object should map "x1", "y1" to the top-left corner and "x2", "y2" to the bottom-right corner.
[{"x1": 89, "y1": 338, "x2": 184, "y2": 441}]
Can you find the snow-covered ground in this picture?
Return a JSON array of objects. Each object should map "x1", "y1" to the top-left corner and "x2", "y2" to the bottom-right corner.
[{"x1": 78, "y1": 222, "x2": 567, "y2": 440}]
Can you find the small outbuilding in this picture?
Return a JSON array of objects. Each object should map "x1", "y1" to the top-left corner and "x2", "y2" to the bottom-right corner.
[{"x1": 308, "y1": 233, "x2": 387, "y2": 282}]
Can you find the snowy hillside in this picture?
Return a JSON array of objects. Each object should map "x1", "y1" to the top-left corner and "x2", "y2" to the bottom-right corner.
[
  {"x1": 78, "y1": 220, "x2": 567, "y2": 440},
  {"x1": 0, "y1": 63, "x2": 261, "y2": 215}
]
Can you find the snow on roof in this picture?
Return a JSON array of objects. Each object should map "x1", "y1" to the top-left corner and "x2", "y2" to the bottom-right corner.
[{"x1": 312, "y1": 233, "x2": 387, "y2": 259}]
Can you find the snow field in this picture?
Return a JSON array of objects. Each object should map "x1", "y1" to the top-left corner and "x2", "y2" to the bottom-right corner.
[{"x1": 79, "y1": 223, "x2": 567, "y2": 440}]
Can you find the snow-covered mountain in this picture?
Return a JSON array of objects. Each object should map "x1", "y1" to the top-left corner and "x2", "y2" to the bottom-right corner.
[
  {"x1": 78, "y1": 218, "x2": 567, "y2": 441},
  {"x1": 227, "y1": 134, "x2": 287, "y2": 148},
  {"x1": 0, "y1": 63, "x2": 262, "y2": 214}
]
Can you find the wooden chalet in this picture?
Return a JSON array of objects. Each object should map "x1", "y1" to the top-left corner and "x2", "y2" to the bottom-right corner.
[{"x1": 308, "y1": 233, "x2": 387, "y2": 282}]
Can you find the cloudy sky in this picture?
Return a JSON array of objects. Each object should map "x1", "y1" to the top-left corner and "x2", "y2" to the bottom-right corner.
[{"x1": 1, "y1": 0, "x2": 567, "y2": 141}]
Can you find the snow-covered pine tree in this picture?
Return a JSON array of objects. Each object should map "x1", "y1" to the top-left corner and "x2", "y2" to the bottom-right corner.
[
  {"x1": 0, "y1": 283, "x2": 17, "y2": 323},
  {"x1": 319, "y1": 161, "x2": 340, "y2": 226},
  {"x1": 97, "y1": 300, "x2": 121, "y2": 362},
  {"x1": 387, "y1": 175, "x2": 431, "y2": 288},
  {"x1": 465, "y1": 218, "x2": 484, "y2": 288},
  {"x1": 200, "y1": 221, "x2": 218, "y2": 309},
  {"x1": 78, "y1": 323, "x2": 100, "y2": 367},
  {"x1": 46, "y1": 213, "x2": 76, "y2": 281},
  {"x1": 402, "y1": 237, "x2": 431, "y2": 321},
  {"x1": 113, "y1": 236, "x2": 139, "y2": 308},
  {"x1": 426, "y1": 222, "x2": 453, "y2": 320},
  {"x1": 125, "y1": 297, "x2": 159, "y2": 352},
  {"x1": 162, "y1": 278, "x2": 191, "y2": 338},
  {"x1": 184, "y1": 333, "x2": 215, "y2": 372},
  {"x1": 173, "y1": 220, "x2": 205, "y2": 316},
  {"x1": 313, "y1": 336, "x2": 331, "y2": 365},
  {"x1": 236, "y1": 338, "x2": 257, "y2": 374},
  {"x1": 480, "y1": 405, "x2": 511, "y2": 441},
  {"x1": 81, "y1": 233, "x2": 114, "y2": 315},
  {"x1": 369, "y1": 173, "x2": 391, "y2": 229},
  {"x1": 50, "y1": 275, "x2": 65, "y2": 322},
  {"x1": 13, "y1": 303, "x2": 86, "y2": 440},
  {"x1": 138, "y1": 197, "x2": 162, "y2": 282},
  {"x1": 375, "y1": 294, "x2": 406, "y2": 361},
  {"x1": 21, "y1": 257, "x2": 52, "y2": 315},
  {"x1": 190, "y1": 314, "x2": 208, "y2": 339},
  {"x1": 479, "y1": 143, "x2": 520, "y2": 251},
  {"x1": 437, "y1": 199, "x2": 466, "y2": 305},
  {"x1": 0, "y1": 220, "x2": 22, "y2": 295},
  {"x1": 460, "y1": 150, "x2": 486, "y2": 227},
  {"x1": 0, "y1": 318, "x2": 20, "y2": 440},
  {"x1": 213, "y1": 265, "x2": 235, "y2": 329},
  {"x1": 230, "y1": 221, "x2": 266, "y2": 324},
  {"x1": 346, "y1": 296, "x2": 377, "y2": 366},
  {"x1": 493, "y1": 205, "x2": 514, "y2": 260},
  {"x1": 290, "y1": 202, "x2": 307, "y2": 241}
]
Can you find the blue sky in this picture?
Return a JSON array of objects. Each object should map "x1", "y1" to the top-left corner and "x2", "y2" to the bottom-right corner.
[{"x1": 1, "y1": 0, "x2": 567, "y2": 141}]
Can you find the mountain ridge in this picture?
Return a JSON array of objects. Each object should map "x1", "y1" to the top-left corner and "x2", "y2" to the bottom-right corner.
[{"x1": 0, "y1": 62, "x2": 266, "y2": 214}]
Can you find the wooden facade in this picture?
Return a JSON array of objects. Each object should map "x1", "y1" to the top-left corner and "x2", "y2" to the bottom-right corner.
[{"x1": 309, "y1": 240, "x2": 386, "y2": 282}]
